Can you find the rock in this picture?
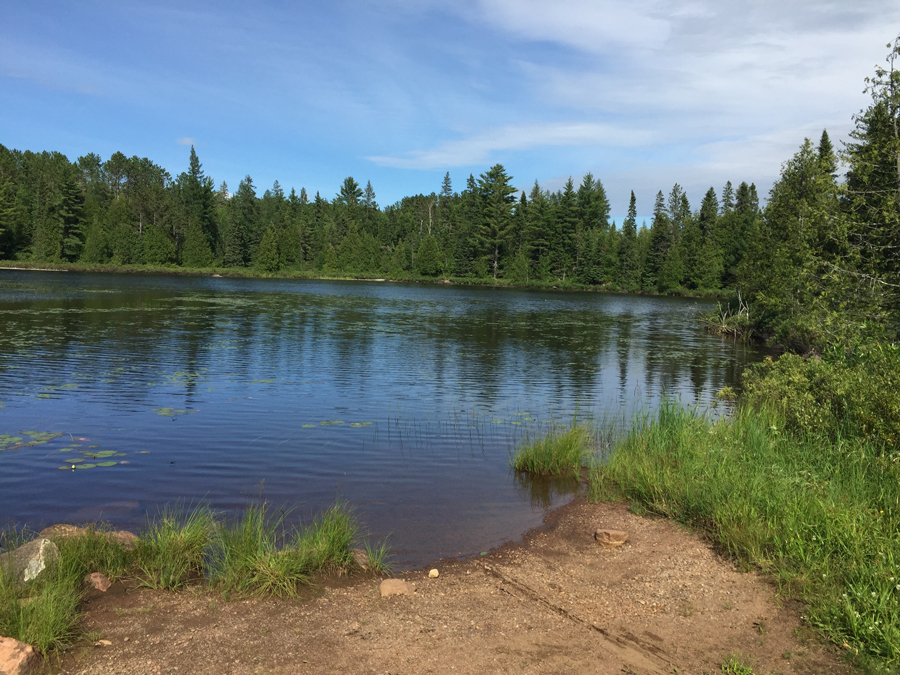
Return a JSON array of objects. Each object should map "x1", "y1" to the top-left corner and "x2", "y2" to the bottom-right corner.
[
  {"x1": 38, "y1": 524, "x2": 83, "y2": 540},
  {"x1": 38, "y1": 525, "x2": 138, "y2": 550},
  {"x1": 0, "y1": 539, "x2": 59, "y2": 583},
  {"x1": 0, "y1": 636, "x2": 36, "y2": 674},
  {"x1": 380, "y1": 579, "x2": 412, "y2": 597},
  {"x1": 110, "y1": 531, "x2": 139, "y2": 549},
  {"x1": 594, "y1": 529, "x2": 629, "y2": 548},
  {"x1": 94, "y1": 639, "x2": 112, "y2": 647},
  {"x1": 86, "y1": 572, "x2": 111, "y2": 592},
  {"x1": 428, "y1": 569, "x2": 439, "y2": 579},
  {"x1": 351, "y1": 548, "x2": 369, "y2": 571}
]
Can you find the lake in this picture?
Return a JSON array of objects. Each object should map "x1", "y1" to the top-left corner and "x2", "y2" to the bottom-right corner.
[{"x1": 0, "y1": 271, "x2": 770, "y2": 566}]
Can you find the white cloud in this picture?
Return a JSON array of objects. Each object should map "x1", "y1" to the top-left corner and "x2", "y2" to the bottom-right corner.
[
  {"x1": 176, "y1": 137, "x2": 196, "y2": 146},
  {"x1": 368, "y1": 121, "x2": 654, "y2": 169}
]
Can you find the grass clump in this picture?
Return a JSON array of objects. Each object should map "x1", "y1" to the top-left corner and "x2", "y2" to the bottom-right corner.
[
  {"x1": 363, "y1": 538, "x2": 394, "y2": 576},
  {"x1": 591, "y1": 400, "x2": 900, "y2": 664},
  {"x1": 133, "y1": 503, "x2": 216, "y2": 590},
  {"x1": 293, "y1": 502, "x2": 358, "y2": 574},
  {"x1": 208, "y1": 501, "x2": 359, "y2": 598},
  {"x1": 207, "y1": 504, "x2": 309, "y2": 598},
  {"x1": 511, "y1": 423, "x2": 592, "y2": 478}
]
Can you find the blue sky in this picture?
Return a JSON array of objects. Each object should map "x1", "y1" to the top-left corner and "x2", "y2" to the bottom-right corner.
[{"x1": 2, "y1": 1, "x2": 899, "y2": 219}]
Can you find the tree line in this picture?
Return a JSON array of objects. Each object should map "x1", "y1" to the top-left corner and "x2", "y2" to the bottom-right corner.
[{"x1": 0, "y1": 144, "x2": 762, "y2": 293}]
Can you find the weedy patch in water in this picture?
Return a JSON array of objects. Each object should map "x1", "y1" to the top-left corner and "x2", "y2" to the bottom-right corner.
[
  {"x1": 319, "y1": 420, "x2": 345, "y2": 426},
  {"x1": 150, "y1": 408, "x2": 197, "y2": 417},
  {"x1": 511, "y1": 423, "x2": 593, "y2": 479},
  {"x1": 349, "y1": 422, "x2": 374, "y2": 428}
]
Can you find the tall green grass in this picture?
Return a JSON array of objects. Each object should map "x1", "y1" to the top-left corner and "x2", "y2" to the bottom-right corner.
[
  {"x1": 206, "y1": 502, "x2": 358, "y2": 598},
  {"x1": 0, "y1": 526, "x2": 131, "y2": 653},
  {"x1": 0, "y1": 500, "x2": 373, "y2": 654},
  {"x1": 133, "y1": 503, "x2": 216, "y2": 590},
  {"x1": 591, "y1": 401, "x2": 900, "y2": 664},
  {"x1": 511, "y1": 423, "x2": 593, "y2": 478}
]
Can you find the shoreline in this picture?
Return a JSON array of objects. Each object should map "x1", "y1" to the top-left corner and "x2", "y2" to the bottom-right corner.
[
  {"x1": 45, "y1": 497, "x2": 851, "y2": 675},
  {"x1": 0, "y1": 259, "x2": 731, "y2": 300}
]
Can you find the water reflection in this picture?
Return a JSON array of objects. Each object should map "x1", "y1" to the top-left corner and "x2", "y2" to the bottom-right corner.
[{"x1": 0, "y1": 272, "x2": 772, "y2": 566}]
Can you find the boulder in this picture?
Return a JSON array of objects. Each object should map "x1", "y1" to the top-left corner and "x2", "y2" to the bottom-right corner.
[
  {"x1": 0, "y1": 636, "x2": 36, "y2": 675},
  {"x1": 86, "y1": 572, "x2": 111, "y2": 592},
  {"x1": 428, "y1": 568, "x2": 439, "y2": 579},
  {"x1": 38, "y1": 525, "x2": 138, "y2": 550},
  {"x1": 380, "y1": 579, "x2": 412, "y2": 597},
  {"x1": 594, "y1": 529, "x2": 629, "y2": 548},
  {"x1": 0, "y1": 539, "x2": 59, "y2": 583}
]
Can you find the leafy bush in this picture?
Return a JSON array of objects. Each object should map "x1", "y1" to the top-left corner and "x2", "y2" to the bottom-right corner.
[{"x1": 742, "y1": 342, "x2": 900, "y2": 448}]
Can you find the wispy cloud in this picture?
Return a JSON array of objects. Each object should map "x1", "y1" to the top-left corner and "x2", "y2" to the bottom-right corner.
[
  {"x1": 176, "y1": 137, "x2": 195, "y2": 147},
  {"x1": 369, "y1": 122, "x2": 654, "y2": 169}
]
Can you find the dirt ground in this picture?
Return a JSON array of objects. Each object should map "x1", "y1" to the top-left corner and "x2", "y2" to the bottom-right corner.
[{"x1": 47, "y1": 499, "x2": 854, "y2": 675}]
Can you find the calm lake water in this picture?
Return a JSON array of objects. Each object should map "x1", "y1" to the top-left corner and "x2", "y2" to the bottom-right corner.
[{"x1": 0, "y1": 271, "x2": 770, "y2": 566}]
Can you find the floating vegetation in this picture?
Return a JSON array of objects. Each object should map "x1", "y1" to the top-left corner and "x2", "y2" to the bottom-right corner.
[
  {"x1": 301, "y1": 424, "x2": 317, "y2": 428},
  {"x1": 349, "y1": 422, "x2": 374, "y2": 428},
  {"x1": 36, "y1": 393, "x2": 53, "y2": 399},
  {"x1": 318, "y1": 420, "x2": 345, "y2": 426},
  {"x1": 251, "y1": 378, "x2": 276, "y2": 384},
  {"x1": 151, "y1": 408, "x2": 197, "y2": 417},
  {"x1": 24, "y1": 431, "x2": 64, "y2": 444}
]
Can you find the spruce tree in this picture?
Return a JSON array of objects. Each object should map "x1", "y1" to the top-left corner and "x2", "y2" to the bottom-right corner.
[
  {"x1": 182, "y1": 216, "x2": 215, "y2": 268},
  {"x1": 416, "y1": 233, "x2": 442, "y2": 276},
  {"x1": 618, "y1": 191, "x2": 640, "y2": 290},
  {"x1": 475, "y1": 164, "x2": 516, "y2": 279},
  {"x1": 256, "y1": 225, "x2": 280, "y2": 272}
]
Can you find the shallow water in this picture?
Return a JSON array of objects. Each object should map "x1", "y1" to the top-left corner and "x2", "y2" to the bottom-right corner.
[{"x1": 0, "y1": 271, "x2": 770, "y2": 566}]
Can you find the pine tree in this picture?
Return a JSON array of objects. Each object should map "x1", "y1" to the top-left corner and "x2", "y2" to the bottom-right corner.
[
  {"x1": 720, "y1": 181, "x2": 735, "y2": 214},
  {"x1": 416, "y1": 233, "x2": 442, "y2": 276},
  {"x1": 256, "y1": 225, "x2": 280, "y2": 272},
  {"x1": 618, "y1": 191, "x2": 640, "y2": 290},
  {"x1": 182, "y1": 216, "x2": 215, "y2": 268},
  {"x1": 142, "y1": 224, "x2": 177, "y2": 265},
  {"x1": 643, "y1": 191, "x2": 670, "y2": 290},
  {"x1": 738, "y1": 138, "x2": 842, "y2": 347},
  {"x1": 818, "y1": 129, "x2": 838, "y2": 176},
  {"x1": 554, "y1": 177, "x2": 579, "y2": 277},
  {"x1": 475, "y1": 164, "x2": 516, "y2": 279},
  {"x1": 180, "y1": 147, "x2": 217, "y2": 252}
]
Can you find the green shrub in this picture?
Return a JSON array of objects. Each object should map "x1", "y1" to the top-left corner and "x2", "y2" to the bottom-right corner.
[{"x1": 742, "y1": 342, "x2": 900, "y2": 447}]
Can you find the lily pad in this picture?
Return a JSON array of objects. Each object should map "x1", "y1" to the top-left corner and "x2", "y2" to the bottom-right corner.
[
  {"x1": 301, "y1": 424, "x2": 317, "y2": 428},
  {"x1": 319, "y1": 420, "x2": 345, "y2": 426},
  {"x1": 349, "y1": 422, "x2": 375, "y2": 428},
  {"x1": 76, "y1": 463, "x2": 97, "y2": 469},
  {"x1": 95, "y1": 461, "x2": 117, "y2": 467}
]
